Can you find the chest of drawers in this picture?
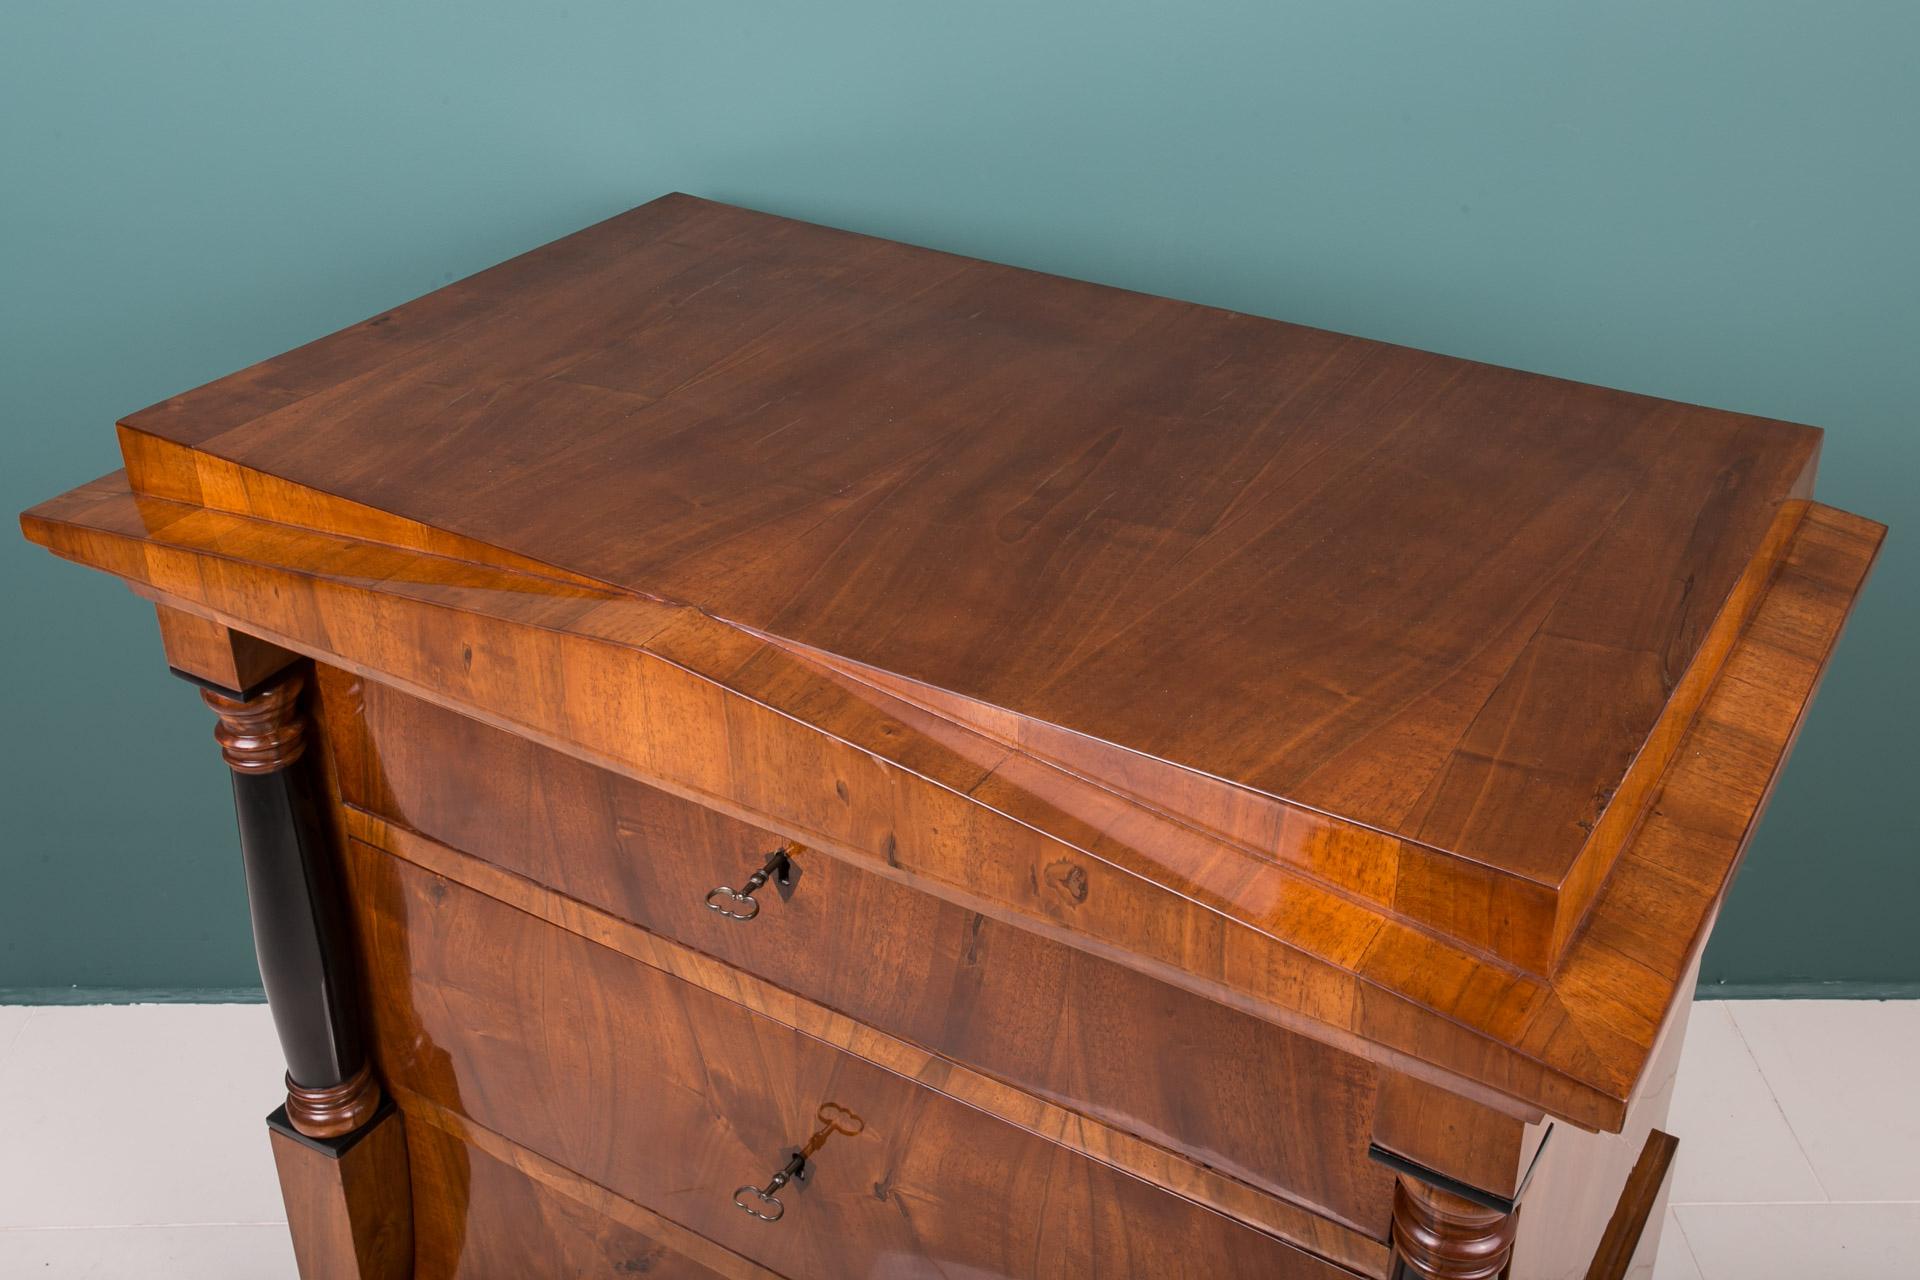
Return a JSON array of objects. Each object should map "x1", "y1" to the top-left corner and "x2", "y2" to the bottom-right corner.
[{"x1": 21, "y1": 194, "x2": 1882, "y2": 1277}]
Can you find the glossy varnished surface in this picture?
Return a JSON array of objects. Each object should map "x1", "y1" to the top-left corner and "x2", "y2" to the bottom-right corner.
[
  {"x1": 156, "y1": 602, "x2": 298, "y2": 694},
  {"x1": 18, "y1": 478, "x2": 1884, "y2": 1131},
  {"x1": 17, "y1": 198, "x2": 1888, "y2": 1275},
  {"x1": 268, "y1": 1108, "x2": 412, "y2": 1280},
  {"x1": 343, "y1": 837, "x2": 1354, "y2": 1280},
  {"x1": 407, "y1": 1114, "x2": 770, "y2": 1279},
  {"x1": 317, "y1": 665, "x2": 1393, "y2": 1241},
  {"x1": 332, "y1": 805, "x2": 1392, "y2": 1272},
  {"x1": 115, "y1": 194, "x2": 1824, "y2": 964}
]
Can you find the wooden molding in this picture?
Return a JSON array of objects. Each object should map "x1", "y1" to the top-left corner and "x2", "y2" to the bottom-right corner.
[
  {"x1": 21, "y1": 476, "x2": 1885, "y2": 1132},
  {"x1": 195, "y1": 667, "x2": 381, "y2": 1141},
  {"x1": 1390, "y1": 1177, "x2": 1518, "y2": 1280},
  {"x1": 202, "y1": 675, "x2": 308, "y2": 773},
  {"x1": 286, "y1": 1061, "x2": 384, "y2": 1141}
]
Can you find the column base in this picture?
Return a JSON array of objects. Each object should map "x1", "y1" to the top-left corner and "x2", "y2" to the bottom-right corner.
[
  {"x1": 287, "y1": 1061, "x2": 383, "y2": 1138},
  {"x1": 268, "y1": 1099, "x2": 412, "y2": 1280}
]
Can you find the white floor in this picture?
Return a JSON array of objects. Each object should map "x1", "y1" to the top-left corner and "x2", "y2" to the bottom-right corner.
[{"x1": 0, "y1": 1001, "x2": 1914, "y2": 1277}]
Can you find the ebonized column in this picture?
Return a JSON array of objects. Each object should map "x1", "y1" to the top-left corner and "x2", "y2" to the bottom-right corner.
[{"x1": 198, "y1": 669, "x2": 382, "y2": 1139}]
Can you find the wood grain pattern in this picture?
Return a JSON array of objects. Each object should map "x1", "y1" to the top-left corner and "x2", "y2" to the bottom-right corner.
[
  {"x1": 342, "y1": 835, "x2": 1357, "y2": 1280},
  {"x1": 1388, "y1": 1179, "x2": 1516, "y2": 1280},
  {"x1": 155, "y1": 602, "x2": 298, "y2": 693},
  {"x1": 268, "y1": 1106, "x2": 412, "y2": 1280},
  {"x1": 197, "y1": 664, "x2": 385, "y2": 1141},
  {"x1": 114, "y1": 194, "x2": 1825, "y2": 977},
  {"x1": 1370, "y1": 1074, "x2": 1526, "y2": 1200},
  {"x1": 317, "y1": 663, "x2": 1393, "y2": 1244},
  {"x1": 1509, "y1": 952, "x2": 1693, "y2": 1279},
  {"x1": 201, "y1": 677, "x2": 308, "y2": 773},
  {"x1": 18, "y1": 478, "x2": 1883, "y2": 1135},
  {"x1": 338, "y1": 800, "x2": 1391, "y2": 1274},
  {"x1": 1581, "y1": 1131, "x2": 1679, "y2": 1280},
  {"x1": 16, "y1": 199, "x2": 1887, "y2": 1279},
  {"x1": 407, "y1": 1109, "x2": 773, "y2": 1280},
  {"x1": 16, "y1": 476, "x2": 1609, "y2": 1123}
]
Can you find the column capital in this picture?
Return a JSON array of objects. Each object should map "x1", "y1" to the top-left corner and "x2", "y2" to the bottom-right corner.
[
  {"x1": 1392, "y1": 1175, "x2": 1519, "y2": 1280},
  {"x1": 201, "y1": 673, "x2": 307, "y2": 773}
]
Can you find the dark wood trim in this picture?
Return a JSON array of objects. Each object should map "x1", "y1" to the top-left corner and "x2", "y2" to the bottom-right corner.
[
  {"x1": 1584, "y1": 1130, "x2": 1680, "y2": 1280},
  {"x1": 196, "y1": 666, "x2": 381, "y2": 1139},
  {"x1": 1365, "y1": 1126, "x2": 1554, "y2": 1217}
]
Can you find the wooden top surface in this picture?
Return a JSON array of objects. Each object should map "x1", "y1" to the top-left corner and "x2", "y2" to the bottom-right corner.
[
  {"x1": 18, "y1": 476, "x2": 1882, "y2": 1129},
  {"x1": 117, "y1": 194, "x2": 1827, "y2": 962}
]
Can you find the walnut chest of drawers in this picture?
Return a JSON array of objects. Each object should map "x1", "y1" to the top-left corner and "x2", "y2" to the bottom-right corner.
[{"x1": 21, "y1": 194, "x2": 1883, "y2": 1278}]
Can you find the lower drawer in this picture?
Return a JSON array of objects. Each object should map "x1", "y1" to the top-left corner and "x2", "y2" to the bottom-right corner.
[
  {"x1": 409, "y1": 1110, "x2": 771, "y2": 1279},
  {"x1": 345, "y1": 838, "x2": 1358, "y2": 1280},
  {"x1": 318, "y1": 667, "x2": 1391, "y2": 1238}
]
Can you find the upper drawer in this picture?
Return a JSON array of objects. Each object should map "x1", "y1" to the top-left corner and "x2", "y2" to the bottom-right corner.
[
  {"x1": 346, "y1": 836, "x2": 1359, "y2": 1280},
  {"x1": 316, "y1": 665, "x2": 1394, "y2": 1240}
]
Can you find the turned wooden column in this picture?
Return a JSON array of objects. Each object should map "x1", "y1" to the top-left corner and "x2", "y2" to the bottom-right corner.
[
  {"x1": 1391, "y1": 1176, "x2": 1519, "y2": 1280},
  {"x1": 195, "y1": 658, "x2": 413, "y2": 1278},
  {"x1": 200, "y1": 669, "x2": 382, "y2": 1138}
]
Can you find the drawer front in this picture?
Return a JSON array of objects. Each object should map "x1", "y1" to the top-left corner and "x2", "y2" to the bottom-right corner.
[
  {"x1": 346, "y1": 837, "x2": 1356, "y2": 1280},
  {"x1": 409, "y1": 1112, "x2": 770, "y2": 1280},
  {"x1": 318, "y1": 667, "x2": 1392, "y2": 1236}
]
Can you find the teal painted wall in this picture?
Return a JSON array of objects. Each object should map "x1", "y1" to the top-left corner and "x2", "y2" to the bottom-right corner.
[{"x1": 3, "y1": 2, "x2": 1913, "y2": 999}]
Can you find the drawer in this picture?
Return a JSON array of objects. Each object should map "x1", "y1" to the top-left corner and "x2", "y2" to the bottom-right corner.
[
  {"x1": 409, "y1": 1110, "x2": 773, "y2": 1279},
  {"x1": 317, "y1": 667, "x2": 1393, "y2": 1238},
  {"x1": 345, "y1": 837, "x2": 1359, "y2": 1280}
]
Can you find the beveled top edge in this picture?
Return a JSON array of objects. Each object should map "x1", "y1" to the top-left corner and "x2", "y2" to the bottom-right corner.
[
  {"x1": 20, "y1": 472, "x2": 1884, "y2": 1129},
  {"x1": 110, "y1": 193, "x2": 1825, "y2": 963}
]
